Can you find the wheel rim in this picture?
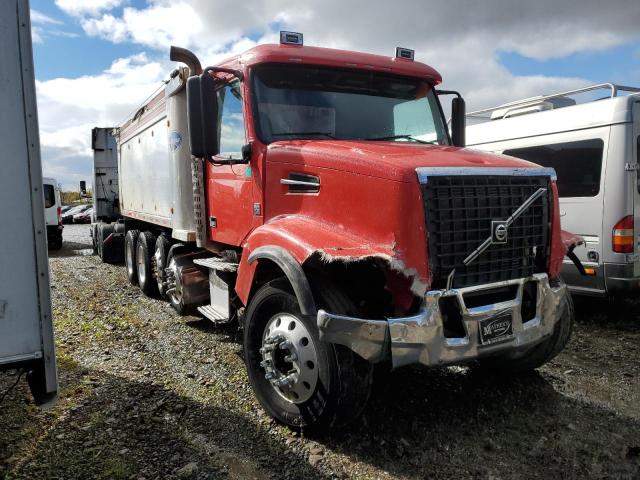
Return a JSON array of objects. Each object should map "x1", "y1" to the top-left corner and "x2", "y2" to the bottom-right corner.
[
  {"x1": 166, "y1": 257, "x2": 182, "y2": 305},
  {"x1": 260, "y1": 313, "x2": 319, "y2": 404},
  {"x1": 137, "y1": 242, "x2": 146, "y2": 284},
  {"x1": 154, "y1": 247, "x2": 164, "y2": 292},
  {"x1": 126, "y1": 238, "x2": 135, "y2": 277}
]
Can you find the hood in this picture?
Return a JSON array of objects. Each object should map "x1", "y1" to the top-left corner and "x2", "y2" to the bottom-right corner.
[{"x1": 266, "y1": 140, "x2": 540, "y2": 182}]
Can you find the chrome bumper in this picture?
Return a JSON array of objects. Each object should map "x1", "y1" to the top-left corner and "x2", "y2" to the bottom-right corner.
[{"x1": 317, "y1": 274, "x2": 567, "y2": 369}]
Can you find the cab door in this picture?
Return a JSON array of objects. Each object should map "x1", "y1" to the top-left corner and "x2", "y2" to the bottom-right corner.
[{"x1": 206, "y1": 79, "x2": 253, "y2": 246}]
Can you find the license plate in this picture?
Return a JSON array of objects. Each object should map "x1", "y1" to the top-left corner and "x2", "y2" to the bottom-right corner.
[{"x1": 478, "y1": 312, "x2": 513, "y2": 345}]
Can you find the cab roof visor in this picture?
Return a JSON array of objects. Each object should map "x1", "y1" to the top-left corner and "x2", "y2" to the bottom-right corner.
[{"x1": 169, "y1": 46, "x2": 202, "y2": 76}]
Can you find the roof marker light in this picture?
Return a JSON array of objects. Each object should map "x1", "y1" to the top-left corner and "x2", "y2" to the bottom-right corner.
[
  {"x1": 395, "y1": 47, "x2": 414, "y2": 60},
  {"x1": 280, "y1": 31, "x2": 303, "y2": 46}
]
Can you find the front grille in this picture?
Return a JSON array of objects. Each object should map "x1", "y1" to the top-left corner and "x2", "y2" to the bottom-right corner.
[{"x1": 421, "y1": 175, "x2": 551, "y2": 289}]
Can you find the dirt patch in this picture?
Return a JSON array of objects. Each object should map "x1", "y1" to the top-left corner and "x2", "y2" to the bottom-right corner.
[{"x1": 1, "y1": 226, "x2": 639, "y2": 479}]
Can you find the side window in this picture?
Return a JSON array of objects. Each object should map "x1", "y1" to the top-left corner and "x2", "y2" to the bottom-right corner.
[
  {"x1": 504, "y1": 139, "x2": 604, "y2": 198},
  {"x1": 217, "y1": 80, "x2": 246, "y2": 159},
  {"x1": 43, "y1": 184, "x2": 55, "y2": 208}
]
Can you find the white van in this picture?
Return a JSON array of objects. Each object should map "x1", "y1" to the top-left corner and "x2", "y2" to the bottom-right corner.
[
  {"x1": 466, "y1": 83, "x2": 640, "y2": 297},
  {"x1": 42, "y1": 177, "x2": 63, "y2": 250}
]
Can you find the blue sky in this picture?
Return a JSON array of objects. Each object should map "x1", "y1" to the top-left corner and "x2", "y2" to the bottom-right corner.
[{"x1": 30, "y1": 0, "x2": 640, "y2": 189}]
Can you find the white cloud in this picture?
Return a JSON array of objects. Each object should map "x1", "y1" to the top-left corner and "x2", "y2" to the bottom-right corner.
[
  {"x1": 37, "y1": 0, "x2": 640, "y2": 187},
  {"x1": 31, "y1": 9, "x2": 62, "y2": 25},
  {"x1": 37, "y1": 54, "x2": 167, "y2": 188},
  {"x1": 55, "y1": 0, "x2": 123, "y2": 17}
]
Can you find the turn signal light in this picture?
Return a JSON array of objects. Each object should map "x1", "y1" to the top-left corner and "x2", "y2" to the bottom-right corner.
[{"x1": 612, "y1": 215, "x2": 634, "y2": 253}]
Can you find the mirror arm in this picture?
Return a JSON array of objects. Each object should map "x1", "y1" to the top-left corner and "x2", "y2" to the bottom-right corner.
[
  {"x1": 202, "y1": 66, "x2": 244, "y2": 81},
  {"x1": 208, "y1": 144, "x2": 251, "y2": 166},
  {"x1": 435, "y1": 89, "x2": 462, "y2": 99}
]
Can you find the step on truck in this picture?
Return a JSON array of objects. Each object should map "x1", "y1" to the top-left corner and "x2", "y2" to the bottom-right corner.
[
  {"x1": 93, "y1": 33, "x2": 579, "y2": 429},
  {"x1": 1, "y1": 0, "x2": 58, "y2": 404}
]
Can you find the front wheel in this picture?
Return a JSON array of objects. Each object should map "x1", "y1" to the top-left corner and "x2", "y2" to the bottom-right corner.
[{"x1": 244, "y1": 278, "x2": 373, "y2": 430}]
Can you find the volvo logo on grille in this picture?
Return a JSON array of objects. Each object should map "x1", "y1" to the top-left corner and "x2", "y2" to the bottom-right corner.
[{"x1": 491, "y1": 221, "x2": 508, "y2": 244}]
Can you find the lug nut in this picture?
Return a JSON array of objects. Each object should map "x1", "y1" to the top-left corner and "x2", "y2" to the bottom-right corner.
[
  {"x1": 260, "y1": 360, "x2": 271, "y2": 369},
  {"x1": 279, "y1": 340, "x2": 293, "y2": 350},
  {"x1": 260, "y1": 344, "x2": 275, "y2": 354},
  {"x1": 265, "y1": 373, "x2": 274, "y2": 380},
  {"x1": 284, "y1": 353, "x2": 297, "y2": 362}
]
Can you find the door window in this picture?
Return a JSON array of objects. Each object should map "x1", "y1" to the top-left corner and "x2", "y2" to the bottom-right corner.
[
  {"x1": 504, "y1": 139, "x2": 604, "y2": 197},
  {"x1": 217, "y1": 80, "x2": 246, "y2": 160},
  {"x1": 44, "y1": 184, "x2": 55, "y2": 208}
]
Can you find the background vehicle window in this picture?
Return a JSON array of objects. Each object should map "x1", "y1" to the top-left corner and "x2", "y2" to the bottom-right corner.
[
  {"x1": 504, "y1": 139, "x2": 604, "y2": 197},
  {"x1": 217, "y1": 81, "x2": 245, "y2": 159},
  {"x1": 44, "y1": 184, "x2": 55, "y2": 208}
]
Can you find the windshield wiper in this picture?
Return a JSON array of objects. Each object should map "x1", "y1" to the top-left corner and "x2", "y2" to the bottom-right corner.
[
  {"x1": 365, "y1": 134, "x2": 436, "y2": 144},
  {"x1": 271, "y1": 132, "x2": 336, "y2": 139}
]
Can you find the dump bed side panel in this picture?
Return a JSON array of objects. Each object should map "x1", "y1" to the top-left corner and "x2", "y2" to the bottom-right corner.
[
  {"x1": 118, "y1": 93, "x2": 173, "y2": 227},
  {"x1": 116, "y1": 73, "x2": 197, "y2": 239}
]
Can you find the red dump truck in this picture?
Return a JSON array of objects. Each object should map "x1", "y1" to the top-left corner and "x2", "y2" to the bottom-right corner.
[{"x1": 93, "y1": 33, "x2": 577, "y2": 429}]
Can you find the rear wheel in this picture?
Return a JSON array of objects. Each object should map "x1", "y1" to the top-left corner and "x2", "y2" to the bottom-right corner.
[
  {"x1": 98, "y1": 224, "x2": 116, "y2": 263},
  {"x1": 244, "y1": 276, "x2": 373, "y2": 430},
  {"x1": 124, "y1": 229, "x2": 140, "y2": 285},
  {"x1": 91, "y1": 224, "x2": 98, "y2": 254},
  {"x1": 165, "y1": 245, "x2": 190, "y2": 315},
  {"x1": 136, "y1": 231, "x2": 158, "y2": 297},
  {"x1": 479, "y1": 293, "x2": 574, "y2": 372},
  {"x1": 154, "y1": 235, "x2": 171, "y2": 298}
]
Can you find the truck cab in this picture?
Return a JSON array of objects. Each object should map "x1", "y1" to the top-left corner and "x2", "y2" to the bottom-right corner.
[{"x1": 97, "y1": 34, "x2": 576, "y2": 430}]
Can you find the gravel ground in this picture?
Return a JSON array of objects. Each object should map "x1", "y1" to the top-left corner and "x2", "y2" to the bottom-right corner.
[{"x1": 1, "y1": 224, "x2": 639, "y2": 479}]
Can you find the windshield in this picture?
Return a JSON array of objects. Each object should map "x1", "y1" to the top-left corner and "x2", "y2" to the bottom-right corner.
[{"x1": 252, "y1": 64, "x2": 448, "y2": 145}]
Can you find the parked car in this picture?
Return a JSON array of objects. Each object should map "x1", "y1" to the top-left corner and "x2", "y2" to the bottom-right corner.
[
  {"x1": 73, "y1": 207, "x2": 93, "y2": 224},
  {"x1": 43, "y1": 177, "x2": 63, "y2": 249},
  {"x1": 61, "y1": 205, "x2": 74, "y2": 214},
  {"x1": 62, "y1": 204, "x2": 90, "y2": 224},
  {"x1": 467, "y1": 83, "x2": 640, "y2": 298}
]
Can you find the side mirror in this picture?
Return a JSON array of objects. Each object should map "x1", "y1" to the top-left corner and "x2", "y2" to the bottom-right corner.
[
  {"x1": 450, "y1": 96, "x2": 466, "y2": 147},
  {"x1": 186, "y1": 73, "x2": 219, "y2": 158}
]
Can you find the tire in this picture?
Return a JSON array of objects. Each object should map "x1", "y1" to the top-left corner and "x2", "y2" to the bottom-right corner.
[
  {"x1": 154, "y1": 235, "x2": 171, "y2": 298},
  {"x1": 479, "y1": 293, "x2": 574, "y2": 372},
  {"x1": 98, "y1": 224, "x2": 115, "y2": 263},
  {"x1": 244, "y1": 277, "x2": 374, "y2": 430},
  {"x1": 165, "y1": 245, "x2": 190, "y2": 315},
  {"x1": 124, "y1": 229, "x2": 140, "y2": 285},
  {"x1": 91, "y1": 224, "x2": 98, "y2": 254},
  {"x1": 136, "y1": 231, "x2": 158, "y2": 297},
  {"x1": 49, "y1": 235, "x2": 63, "y2": 251}
]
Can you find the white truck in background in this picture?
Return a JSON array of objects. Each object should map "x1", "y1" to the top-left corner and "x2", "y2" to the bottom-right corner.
[
  {"x1": 43, "y1": 177, "x2": 63, "y2": 250},
  {"x1": 90, "y1": 127, "x2": 123, "y2": 262},
  {"x1": 0, "y1": 0, "x2": 58, "y2": 404}
]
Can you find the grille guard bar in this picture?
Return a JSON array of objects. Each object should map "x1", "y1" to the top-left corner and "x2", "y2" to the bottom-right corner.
[{"x1": 317, "y1": 274, "x2": 568, "y2": 369}]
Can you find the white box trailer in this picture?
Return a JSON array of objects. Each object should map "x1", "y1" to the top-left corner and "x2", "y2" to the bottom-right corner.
[{"x1": 0, "y1": 0, "x2": 58, "y2": 403}]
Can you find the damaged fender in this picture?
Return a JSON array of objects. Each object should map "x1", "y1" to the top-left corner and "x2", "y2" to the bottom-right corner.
[{"x1": 235, "y1": 215, "x2": 428, "y2": 308}]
